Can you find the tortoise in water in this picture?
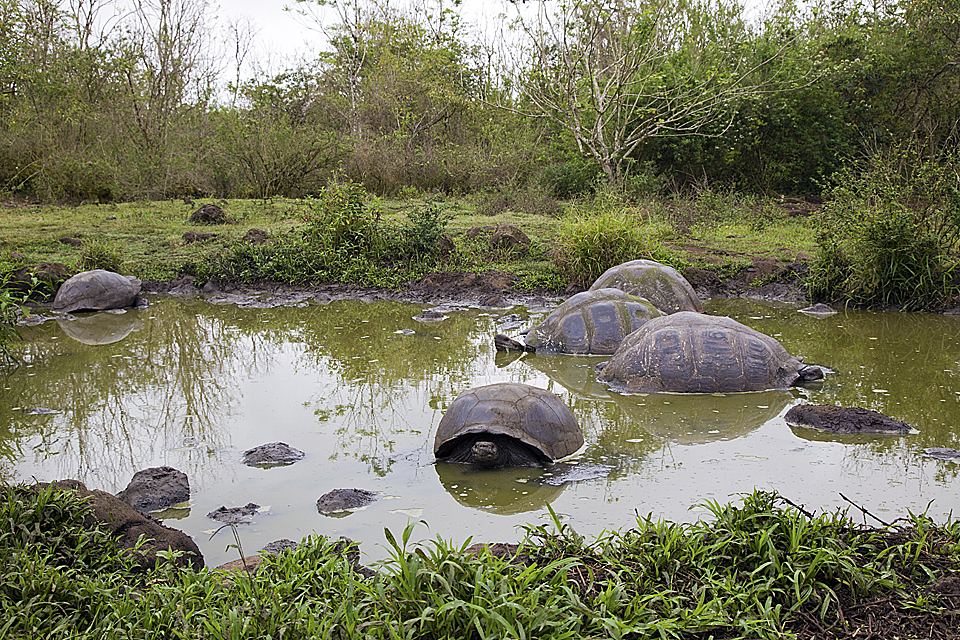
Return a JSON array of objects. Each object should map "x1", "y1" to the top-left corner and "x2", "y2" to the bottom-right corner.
[
  {"x1": 434, "y1": 383, "x2": 583, "y2": 468},
  {"x1": 521, "y1": 288, "x2": 664, "y2": 355},
  {"x1": 596, "y1": 312, "x2": 823, "y2": 393},
  {"x1": 52, "y1": 270, "x2": 142, "y2": 313},
  {"x1": 589, "y1": 259, "x2": 702, "y2": 314}
]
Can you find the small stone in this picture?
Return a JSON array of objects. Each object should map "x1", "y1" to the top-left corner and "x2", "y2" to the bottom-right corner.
[
  {"x1": 413, "y1": 310, "x2": 445, "y2": 323},
  {"x1": 799, "y1": 303, "x2": 837, "y2": 317},
  {"x1": 241, "y1": 442, "x2": 306, "y2": 467},
  {"x1": 207, "y1": 503, "x2": 260, "y2": 524},
  {"x1": 317, "y1": 488, "x2": 378, "y2": 515}
]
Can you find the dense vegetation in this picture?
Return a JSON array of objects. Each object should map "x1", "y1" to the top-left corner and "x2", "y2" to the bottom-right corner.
[
  {"x1": 2, "y1": 483, "x2": 958, "y2": 639},
  {"x1": 1, "y1": 0, "x2": 959, "y2": 306}
]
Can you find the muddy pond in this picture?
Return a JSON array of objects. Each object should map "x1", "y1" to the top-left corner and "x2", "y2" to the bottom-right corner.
[{"x1": 2, "y1": 295, "x2": 959, "y2": 567}]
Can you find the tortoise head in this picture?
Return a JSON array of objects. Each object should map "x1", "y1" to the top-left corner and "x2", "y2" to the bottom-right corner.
[
  {"x1": 797, "y1": 364, "x2": 824, "y2": 383},
  {"x1": 470, "y1": 440, "x2": 501, "y2": 467}
]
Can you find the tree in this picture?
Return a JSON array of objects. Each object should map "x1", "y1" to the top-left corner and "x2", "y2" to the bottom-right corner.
[{"x1": 506, "y1": 0, "x2": 812, "y2": 183}]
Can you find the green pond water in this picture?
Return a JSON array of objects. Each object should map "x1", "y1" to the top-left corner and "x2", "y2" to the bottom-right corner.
[{"x1": 2, "y1": 295, "x2": 959, "y2": 568}]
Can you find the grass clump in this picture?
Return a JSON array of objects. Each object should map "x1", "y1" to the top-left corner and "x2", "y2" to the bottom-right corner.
[
  {"x1": 809, "y1": 147, "x2": 960, "y2": 310},
  {"x1": 79, "y1": 239, "x2": 125, "y2": 273},
  {"x1": 556, "y1": 205, "x2": 685, "y2": 287}
]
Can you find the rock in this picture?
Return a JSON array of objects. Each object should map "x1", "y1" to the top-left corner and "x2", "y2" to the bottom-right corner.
[
  {"x1": 316, "y1": 488, "x2": 378, "y2": 515},
  {"x1": 413, "y1": 310, "x2": 445, "y2": 323},
  {"x1": 490, "y1": 223, "x2": 530, "y2": 256},
  {"x1": 465, "y1": 225, "x2": 495, "y2": 239},
  {"x1": 922, "y1": 447, "x2": 960, "y2": 461},
  {"x1": 799, "y1": 303, "x2": 838, "y2": 317},
  {"x1": 189, "y1": 203, "x2": 227, "y2": 224},
  {"x1": 182, "y1": 230, "x2": 218, "y2": 243},
  {"x1": 241, "y1": 442, "x2": 306, "y2": 467},
  {"x1": 785, "y1": 404, "x2": 913, "y2": 434},
  {"x1": 261, "y1": 539, "x2": 298, "y2": 554},
  {"x1": 116, "y1": 466, "x2": 190, "y2": 515},
  {"x1": 242, "y1": 228, "x2": 269, "y2": 244},
  {"x1": 480, "y1": 293, "x2": 509, "y2": 308},
  {"x1": 207, "y1": 503, "x2": 261, "y2": 525},
  {"x1": 6, "y1": 262, "x2": 72, "y2": 299},
  {"x1": 34, "y1": 480, "x2": 202, "y2": 571}
]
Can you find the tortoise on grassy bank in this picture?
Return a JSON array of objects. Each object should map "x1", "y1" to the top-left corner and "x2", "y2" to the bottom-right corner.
[
  {"x1": 52, "y1": 269, "x2": 141, "y2": 313},
  {"x1": 521, "y1": 288, "x2": 664, "y2": 355},
  {"x1": 596, "y1": 312, "x2": 823, "y2": 393},
  {"x1": 434, "y1": 383, "x2": 583, "y2": 468},
  {"x1": 590, "y1": 259, "x2": 702, "y2": 314}
]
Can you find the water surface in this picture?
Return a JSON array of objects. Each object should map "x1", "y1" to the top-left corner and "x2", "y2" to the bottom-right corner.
[{"x1": 2, "y1": 296, "x2": 958, "y2": 567}]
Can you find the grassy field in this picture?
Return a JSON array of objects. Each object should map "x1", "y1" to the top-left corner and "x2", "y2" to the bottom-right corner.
[{"x1": 0, "y1": 193, "x2": 819, "y2": 287}]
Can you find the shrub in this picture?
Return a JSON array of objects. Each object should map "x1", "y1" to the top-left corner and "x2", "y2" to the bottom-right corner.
[
  {"x1": 809, "y1": 147, "x2": 960, "y2": 309},
  {"x1": 397, "y1": 204, "x2": 451, "y2": 260},
  {"x1": 555, "y1": 209, "x2": 686, "y2": 287}
]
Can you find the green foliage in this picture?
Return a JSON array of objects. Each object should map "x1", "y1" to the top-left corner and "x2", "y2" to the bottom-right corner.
[
  {"x1": 809, "y1": 147, "x2": 960, "y2": 309},
  {"x1": 79, "y1": 239, "x2": 125, "y2": 273},
  {"x1": 207, "y1": 184, "x2": 455, "y2": 288},
  {"x1": 556, "y1": 205, "x2": 686, "y2": 287},
  {"x1": 7, "y1": 485, "x2": 957, "y2": 638},
  {"x1": 397, "y1": 203, "x2": 451, "y2": 259},
  {"x1": 540, "y1": 159, "x2": 599, "y2": 198}
]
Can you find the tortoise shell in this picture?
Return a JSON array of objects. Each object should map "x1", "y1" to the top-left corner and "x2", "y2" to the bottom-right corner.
[
  {"x1": 525, "y1": 288, "x2": 663, "y2": 355},
  {"x1": 589, "y1": 259, "x2": 702, "y2": 314},
  {"x1": 597, "y1": 312, "x2": 809, "y2": 393},
  {"x1": 53, "y1": 270, "x2": 141, "y2": 313},
  {"x1": 434, "y1": 383, "x2": 583, "y2": 463}
]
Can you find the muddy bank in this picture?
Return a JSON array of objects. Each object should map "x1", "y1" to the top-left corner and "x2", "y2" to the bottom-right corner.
[{"x1": 141, "y1": 258, "x2": 812, "y2": 310}]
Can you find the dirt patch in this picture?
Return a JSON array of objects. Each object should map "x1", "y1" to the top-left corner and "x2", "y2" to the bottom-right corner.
[{"x1": 142, "y1": 259, "x2": 813, "y2": 310}]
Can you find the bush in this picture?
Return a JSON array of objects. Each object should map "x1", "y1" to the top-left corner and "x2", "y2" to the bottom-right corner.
[
  {"x1": 396, "y1": 204, "x2": 451, "y2": 260},
  {"x1": 809, "y1": 147, "x2": 960, "y2": 309},
  {"x1": 540, "y1": 159, "x2": 599, "y2": 198},
  {"x1": 555, "y1": 209, "x2": 685, "y2": 287}
]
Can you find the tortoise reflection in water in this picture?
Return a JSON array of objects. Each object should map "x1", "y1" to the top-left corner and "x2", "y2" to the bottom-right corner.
[
  {"x1": 597, "y1": 312, "x2": 823, "y2": 394},
  {"x1": 434, "y1": 383, "x2": 583, "y2": 468}
]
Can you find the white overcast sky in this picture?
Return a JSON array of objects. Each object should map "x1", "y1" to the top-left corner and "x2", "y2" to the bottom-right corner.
[{"x1": 219, "y1": 0, "x2": 772, "y2": 74}]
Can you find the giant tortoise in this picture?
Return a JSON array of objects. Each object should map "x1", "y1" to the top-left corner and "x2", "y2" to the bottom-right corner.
[
  {"x1": 523, "y1": 288, "x2": 664, "y2": 355},
  {"x1": 596, "y1": 312, "x2": 823, "y2": 393},
  {"x1": 434, "y1": 383, "x2": 583, "y2": 467},
  {"x1": 52, "y1": 269, "x2": 141, "y2": 313},
  {"x1": 590, "y1": 259, "x2": 702, "y2": 314}
]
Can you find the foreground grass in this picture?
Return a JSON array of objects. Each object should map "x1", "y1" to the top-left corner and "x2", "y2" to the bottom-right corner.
[
  {"x1": 3, "y1": 484, "x2": 957, "y2": 639},
  {"x1": 0, "y1": 193, "x2": 818, "y2": 289}
]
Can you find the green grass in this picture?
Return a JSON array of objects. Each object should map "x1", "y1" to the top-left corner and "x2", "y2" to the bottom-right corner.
[
  {"x1": 2, "y1": 484, "x2": 957, "y2": 639},
  {"x1": 1, "y1": 191, "x2": 817, "y2": 290}
]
